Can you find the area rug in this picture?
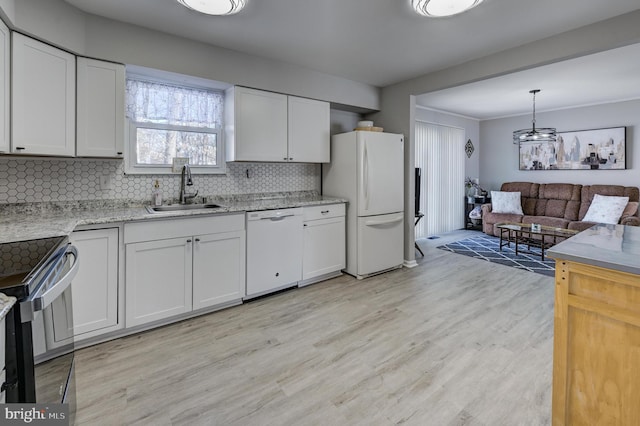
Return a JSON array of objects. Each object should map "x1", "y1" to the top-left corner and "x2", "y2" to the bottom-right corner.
[{"x1": 437, "y1": 234, "x2": 555, "y2": 277}]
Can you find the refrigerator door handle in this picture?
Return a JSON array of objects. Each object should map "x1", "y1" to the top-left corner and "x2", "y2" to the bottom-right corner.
[
  {"x1": 364, "y1": 216, "x2": 403, "y2": 227},
  {"x1": 363, "y1": 144, "x2": 369, "y2": 210}
]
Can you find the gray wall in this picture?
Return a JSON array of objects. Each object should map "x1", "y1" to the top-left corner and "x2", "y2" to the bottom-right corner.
[
  {"x1": 6, "y1": 0, "x2": 380, "y2": 111},
  {"x1": 480, "y1": 99, "x2": 640, "y2": 192}
]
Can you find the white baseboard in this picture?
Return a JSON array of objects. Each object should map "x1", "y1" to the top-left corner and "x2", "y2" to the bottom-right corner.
[{"x1": 403, "y1": 259, "x2": 418, "y2": 268}]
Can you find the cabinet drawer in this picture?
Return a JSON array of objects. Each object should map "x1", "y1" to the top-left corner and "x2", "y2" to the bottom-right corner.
[
  {"x1": 125, "y1": 213, "x2": 244, "y2": 243},
  {"x1": 303, "y1": 203, "x2": 345, "y2": 221}
]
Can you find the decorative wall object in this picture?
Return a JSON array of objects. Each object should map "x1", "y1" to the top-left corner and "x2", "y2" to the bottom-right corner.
[
  {"x1": 519, "y1": 126, "x2": 626, "y2": 171},
  {"x1": 465, "y1": 139, "x2": 474, "y2": 158}
]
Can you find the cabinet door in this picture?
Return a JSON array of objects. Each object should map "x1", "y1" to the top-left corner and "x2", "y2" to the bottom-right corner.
[
  {"x1": 0, "y1": 19, "x2": 9, "y2": 154},
  {"x1": 193, "y1": 230, "x2": 246, "y2": 310},
  {"x1": 48, "y1": 228, "x2": 120, "y2": 345},
  {"x1": 125, "y1": 237, "x2": 193, "y2": 327},
  {"x1": 77, "y1": 58, "x2": 125, "y2": 158},
  {"x1": 233, "y1": 87, "x2": 288, "y2": 161},
  {"x1": 12, "y1": 33, "x2": 75, "y2": 156},
  {"x1": 288, "y1": 96, "x2": 330, "y2": 163},
  {"x1": 303, "y1": 217, "x2": 345, "y2": 281}
]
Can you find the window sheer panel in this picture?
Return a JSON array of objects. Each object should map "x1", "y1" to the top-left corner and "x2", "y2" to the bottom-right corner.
[{"x1": 125, "y1": 78, "x2": 225, "y2": 174}]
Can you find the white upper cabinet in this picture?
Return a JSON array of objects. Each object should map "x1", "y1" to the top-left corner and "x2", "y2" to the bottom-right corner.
[
  {"x1": 226, "y1": 86, "x2": 330, "y2": 163},
  {"x1": 76, "y1": 57, "x2": 125, "y2": 158},
  {"x1": 226, "y1": 86, "x2": 288, "y2": 162},
  {"x1": 12, "y1": 33, "x2": 76, "y2": 156},
  {"x1": 288, "y1": 96, "x2": 330, "y2": 163},
  {"x1": 0, "y1": 20, "x2": 9, "y2": 154}
]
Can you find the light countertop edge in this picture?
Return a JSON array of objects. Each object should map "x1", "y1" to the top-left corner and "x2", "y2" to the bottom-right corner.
[
  {"x1": 0, "y1": 293, "x2": 16, "y2": 321},
  {"x1": 0, "y1": 195, "x2": 348, "y2": 244},
  {"x1": 547, "y1": 224, "x2": 640, "y2": 276}
]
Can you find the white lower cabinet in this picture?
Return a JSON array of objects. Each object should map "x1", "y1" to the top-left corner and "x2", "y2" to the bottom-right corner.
[
  {"x1": 46, "y1": 228, "x2": 120, "y2": 348},
  {"x1": 193, "y1": 231, "x2": 246, "y2": 310},
  {"x1": 124, "y1": 214, "x2": 245, "y2": 328},
  {"x1": 301, "y1": 203, "x2": 346, "y2": 285}
]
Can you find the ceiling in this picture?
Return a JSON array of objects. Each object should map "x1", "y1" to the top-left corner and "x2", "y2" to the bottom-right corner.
[
  {"x1": 415, "y1": 42, "x2": 640, "y2": 120},
  {"x1": 65, "y1": 0, "x2": 640, "y2": 119},
  {"x1": 63, "y1": 0, "x2": 640, "y2": 89}
]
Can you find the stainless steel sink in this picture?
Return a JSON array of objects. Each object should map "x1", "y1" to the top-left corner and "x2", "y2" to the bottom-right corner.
[{"x1": 145, "y1": 203, "x2": 225, "y2": 213}]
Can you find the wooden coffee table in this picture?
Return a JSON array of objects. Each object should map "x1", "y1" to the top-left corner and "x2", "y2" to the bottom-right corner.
[{"x1": 496, "y1": 222, "x2": 579, "y2": 261}]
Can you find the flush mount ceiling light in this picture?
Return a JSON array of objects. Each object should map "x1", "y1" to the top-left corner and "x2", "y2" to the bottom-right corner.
[
  {"x1": 411, "y1": 0, "x2": 483, "y2": 17},
  {"x1": 513, "y1": 89, "x2": 557, "y2": 144},
  {"x1": 176, "y1": 0, "x2": 246, "y2": 15}
]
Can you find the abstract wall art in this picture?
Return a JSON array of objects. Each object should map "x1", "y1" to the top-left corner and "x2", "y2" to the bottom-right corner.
[{"x1": 519, "y1": 127, "x2": 626, "y2": 171}]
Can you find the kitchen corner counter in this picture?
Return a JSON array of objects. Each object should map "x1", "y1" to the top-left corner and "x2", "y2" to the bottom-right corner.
[
  {"x1": 0, "y1": 293, "x2": 16, "y2": 321},
  {"x1": 0, "y1": 192, "x2": 347, "y2": 244},
  {"x1": 547, "y1": 223, "x2": 640, "y2": 275}
]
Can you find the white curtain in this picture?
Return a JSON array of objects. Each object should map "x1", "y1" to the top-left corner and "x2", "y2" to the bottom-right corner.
[
  {"x1": 415, "y1": 121, "x2": 465, "y2": 239},
  {"x1": 126, "y1": 79, "x2": 223, "y2": 128}
]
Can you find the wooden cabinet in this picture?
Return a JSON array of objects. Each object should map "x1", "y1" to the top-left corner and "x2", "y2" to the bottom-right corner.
[
  {"x1": 225, "y1": 86, "x2": 330, "y2": 163},
  {"x1": 124, "y1": 214, "x2": 245, "y2": 327},
  {"x1": 76, "y1": 57, "x2": 125, "y2": 158},
  {"x1": 0, "y1": 19, "x2": 9, "y2": 154},
  {"x1": 46, "y1": 228, "x2": 120, "y2": 348},
  {"x1": 552, "y1": 259, "x2": 640, "y2": 425},
  {"x1": 11, "y1": 33, "x2": 75, "y2": 156},
  {"x1": 288, "y1": 96, "x2": 330, "y2": 163},
  {"x1": 301, "y1": 203, "x2": 346, "y2": 285}
]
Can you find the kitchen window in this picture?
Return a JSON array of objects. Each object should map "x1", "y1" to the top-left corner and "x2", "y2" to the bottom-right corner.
[{"x1": 125, "y1": 77, "x2": 225, "y2": 174}]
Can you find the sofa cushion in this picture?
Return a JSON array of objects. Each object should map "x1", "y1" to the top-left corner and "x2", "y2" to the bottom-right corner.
[
  {"x1": 522, "y1": 215, "x2": 570, "y2": 229},
  {"x1": 491, "y1": 191, "x2": 524, "y2": 214},
  {"x1": 501, "y1": 182, "x2": 538, "y2": 215},
  {"x1": 579, "y1": 185, "x2": 640, "y2": 220},
  {"x1": 536, "y1": 183, "x2": 582, "y2": 220},
  {"x1": 582, "y1": 194, "x2": 629, "y2": 224}
]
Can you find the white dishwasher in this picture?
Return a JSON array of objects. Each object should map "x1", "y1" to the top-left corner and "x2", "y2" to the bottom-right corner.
[{"x1": 246, "y1": 208, "x2": 303, "y2": 299}]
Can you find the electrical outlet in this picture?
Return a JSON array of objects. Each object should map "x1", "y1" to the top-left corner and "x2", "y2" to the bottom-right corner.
[
  {"x1": 99, "y1": 175, "x2": 112, "y2": 190},
  {"x1": 172, "y1": 157, "x2": 189, "y2": 173}
]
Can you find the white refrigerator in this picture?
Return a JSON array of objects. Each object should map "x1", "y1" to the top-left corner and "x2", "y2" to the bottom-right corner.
[{"x1": 322, "y1": 131, "x2": 404, "y2": 279}]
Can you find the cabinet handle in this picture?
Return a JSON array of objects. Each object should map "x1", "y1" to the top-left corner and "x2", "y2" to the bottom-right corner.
[
  {"x1": 283, "y1": 157, "x2": 288, "y2": 160},
  {"x1": 289, "y1": 157, "x2": 293, "y2": 161},
  {"x1": 303, "y1": 224, "x2": 307, "y2": 227},
  {"x1": 116, "y1": 152, "x2": 123, "y2": 155},
  {"x1": 195, "y1": 238, "x2": 200, "y2": 242},
  {"x1": 15, "y1": 147, "x2": 25, "y2": 150},
  {"x1": 321, "y1": 210, "x2": 329, "y2": 214},
  {"x1": 186, "y1": 239, "x2": 192, "y2": 243}
]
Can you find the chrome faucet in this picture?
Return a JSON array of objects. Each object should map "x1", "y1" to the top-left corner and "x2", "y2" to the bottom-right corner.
[{"x1": 179, "y1": 164, "x2": 198, "y2": 204}]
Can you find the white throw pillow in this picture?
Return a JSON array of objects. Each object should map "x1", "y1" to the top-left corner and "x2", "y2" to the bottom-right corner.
[
  {"x1": 491, "y1": 191, "x2": 524, "y2": 215},
  {"x1": 582, "y1": 194, "x2": 629, "y2": 224}
]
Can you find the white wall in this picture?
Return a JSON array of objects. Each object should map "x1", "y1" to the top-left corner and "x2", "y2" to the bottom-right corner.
[
  {"x1": 330, "y1": 110, "x2": 362, "y2": 135},
  {"x1": 480, "y1": 100, "x2": 640, "y2": 192}
]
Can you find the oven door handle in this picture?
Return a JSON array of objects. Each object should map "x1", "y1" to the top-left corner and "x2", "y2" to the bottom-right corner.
[{"x1": 20, "y1": 245, "x2": 79, "y2": 322}]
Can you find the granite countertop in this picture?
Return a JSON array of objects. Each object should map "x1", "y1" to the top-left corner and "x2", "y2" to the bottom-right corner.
[
  {"x1": 0, "y1": 191, "x2": 347, "y2": 244},
  {"x1": 0, "y1": 293, "x2": 16, "y2": 321},
  {"x1": 547, "y1": 224, "x2": 640, "y2": 275}
]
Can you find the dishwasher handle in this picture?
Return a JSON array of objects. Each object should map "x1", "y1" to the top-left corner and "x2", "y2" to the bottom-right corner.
[{"x1": 261, "y1": 214, "x2": 295, "y2": 221}]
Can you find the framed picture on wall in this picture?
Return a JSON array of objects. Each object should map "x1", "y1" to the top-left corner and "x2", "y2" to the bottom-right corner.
[{"x1": 519, "y1": 126, "x2": 626, "y2": 170}]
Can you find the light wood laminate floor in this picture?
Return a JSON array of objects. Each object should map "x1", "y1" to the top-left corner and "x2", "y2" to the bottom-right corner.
[{"x1": 74, "y1": 230, "x2": 553, "y2": 425}]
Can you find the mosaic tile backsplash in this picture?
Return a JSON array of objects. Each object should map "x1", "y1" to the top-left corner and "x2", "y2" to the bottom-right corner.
[{"x1": 0, "y1": 158, "x2": 320, "y2": 204}]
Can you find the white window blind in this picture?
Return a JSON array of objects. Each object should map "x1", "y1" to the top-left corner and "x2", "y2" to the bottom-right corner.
[
  {"x1": 415, "y1": 121, "x2": 465, "y2": 238},
  {"x1": 125, "y1": 78, "x2": 225, "y2": 174}
]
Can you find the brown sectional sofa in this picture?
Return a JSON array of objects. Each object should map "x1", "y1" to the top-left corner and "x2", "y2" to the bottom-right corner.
[{"x1": 481, "y1": 182, "x2": 640, "y2": 236}]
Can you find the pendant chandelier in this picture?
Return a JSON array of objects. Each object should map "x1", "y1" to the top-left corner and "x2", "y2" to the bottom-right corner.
[
  {"x1": 176, "y1": 0, "x2": 246, "y2": 15},
  {"x1": 411, "y1": 0, "x2": 484, "y2": 17},
  {"x1": 513, "y1": 89, "x2": 557, "y2": 144}
]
